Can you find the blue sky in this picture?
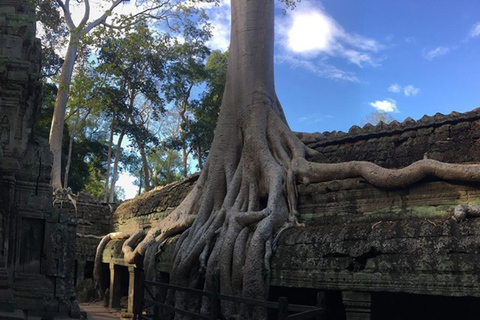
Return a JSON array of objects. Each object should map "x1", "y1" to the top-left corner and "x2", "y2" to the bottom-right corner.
[
  {"x1": 203, "y1": 0, "x2": 480, "y2": 133},
  {"x1": 89, "y1": 0, "x2": 480, "y2": 199}
]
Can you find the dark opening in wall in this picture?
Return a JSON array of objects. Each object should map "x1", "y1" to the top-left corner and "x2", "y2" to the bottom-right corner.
[
  {"x1": 18, "y1": 217, "x2": 45, "y2": 273},
  {"x1": 84, "y1": 260, "x2": 94, "y2": 279},
  {"x1": 100, "y1": 263, "x2": 110, "y2": 294},
  {"x1": 372, "y1": 292, "x2": 480, "y2": 320},
  {"x1": 117, "y1": 265, "x2": 129, "y2": 298},
  {"x1": 269, "y1": 286, "x2": 345, "y2": 320}
]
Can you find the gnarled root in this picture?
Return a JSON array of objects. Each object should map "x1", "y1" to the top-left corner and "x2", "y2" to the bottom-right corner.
[
  {"x1": 98, "y1": 90, "x2": 480, "y2": 320},
  {"x1": 93, "y1": 232, "x2": 132, "y2": 289},
  {"x1": 453, "y1": 204, "x2": 480, "y2": 222},
  {"x1": 293, "y1": 157, "x2": 480, "y2": 188}
]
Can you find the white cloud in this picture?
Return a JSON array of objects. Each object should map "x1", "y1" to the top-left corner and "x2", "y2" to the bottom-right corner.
[
  {"x1": 340, "y1": 32, "x2": 382, "y2": 52},
  {"x1": 403, "y1": 85, "x2": 419, "y2": 96},
  {"x1": 370, "y1": 99, "x2": 399, "y2": 113},
  {"x1": 388, "y1": 84, "x2": 401, "y2": 93},
  {"x1": 388, "y1": 84, "x2": 419, "y2": 96},
  {"x1": 287, "y1": 11, "x2": 335, "y2": 53},
  {"x1": 340, "y1": 49, "x2": 379, "y2": 67},
  {"x1": 275, "y1": 54, "x2": 359, "y2": 83},
  {"x1": 470, "y1": 22, "x2": 480, "y2": 38},
  {"x1": 423, "y1": 46, "x2": 450, "y2": 60},
  {"x1": 277, "y1": 2, "x2": 383, "y2": 70},
  {"x1": 203, "y1": 1, "x2": 231, "y2": 51}
]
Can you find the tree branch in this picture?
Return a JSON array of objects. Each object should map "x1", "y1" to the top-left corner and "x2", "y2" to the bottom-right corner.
[
  {"x1": 78, "y1": 0, "x2": 91, "y2": 29},
  {"x1": 57, "y1": 0, "x2": 76, "y2": 30},
  {"x1": 101, "y1": 1, "x2": 176, "y2": 30},
  {"x1": 84, "y1": 0, "x2": 125, "y2": 33}
]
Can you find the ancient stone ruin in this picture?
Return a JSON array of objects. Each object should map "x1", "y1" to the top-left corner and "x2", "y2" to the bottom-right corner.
[
  {"x1": 0, "y1": 0, "x2": 78, "y2": 316},
  {"x1": 4, "y1": 0, "x2": 480, "y2": 318},
  {"x1": 97, "y1": 109, "x2": 480, "y2": 319}
]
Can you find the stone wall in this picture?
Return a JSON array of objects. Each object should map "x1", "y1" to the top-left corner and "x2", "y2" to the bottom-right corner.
[
  {"x1": 112, "y1": 174, "x2": 198, "y2": 233},
  {"x1": 269, "y1": 109, "x2": 480, "y2": 317},
  {"x1": 103, "y1": 109, "x2": 480, "y2": 318},
  {"x1": 0, "y1": 0, "x2": 79, "y2": 315},
  {"x1": 308, "y1": 109, "x2": 480, "y2": 167},
  {"x1": 53, "y1": 193, "x2": 113, "y2": 302}
]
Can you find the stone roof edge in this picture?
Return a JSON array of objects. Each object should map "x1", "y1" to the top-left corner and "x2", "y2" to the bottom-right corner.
[{"x1": 309, "y1": 108, "x2": 480, "y2": 148}]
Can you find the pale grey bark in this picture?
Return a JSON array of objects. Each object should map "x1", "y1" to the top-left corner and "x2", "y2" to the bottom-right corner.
[{"x1": 50, "y1": 35, "x2": 79, "y2": 189}]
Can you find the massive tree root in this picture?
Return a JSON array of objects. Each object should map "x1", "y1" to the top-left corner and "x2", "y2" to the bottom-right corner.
[
  {"x1": 94, "y1": 0, "x2": 480, "y2": 318},
  {"x1": 111, "y1": 92, "x2": 480, "y2": 320}
]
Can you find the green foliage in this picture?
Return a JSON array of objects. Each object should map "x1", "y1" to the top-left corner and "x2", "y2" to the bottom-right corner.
[
  {"x1": 67, "y1": 137, "x2": 108, "y2": 194},
  {"x1": 149, "y1": 145, "x2": 183, "y2": 186},
  {"x1": 35, "y1": 81, "x2": 57, "y2": 138},
  {"x1": 279, "y1": 0, "x2": 302, "y2": 13},
  {"x1": 93, "y1": 21, "x2": 167, "y2": 118},
  {"x1": 189, "y1": 50, "x2": 228, "y2": 166},
  {"x1": 31, "y1": 0, "x2": 68, "y2": 78}
]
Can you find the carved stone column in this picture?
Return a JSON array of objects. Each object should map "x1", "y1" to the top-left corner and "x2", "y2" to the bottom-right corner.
[
  {"x1": 342, "y1": 291, "x2": 372, "y2": 320},
  {"x1": 109, "y1": 263, "x2": 122, "y2": 309},
  {"x1": 128, "y1": 265, "x2": 135, "y2": 314}
]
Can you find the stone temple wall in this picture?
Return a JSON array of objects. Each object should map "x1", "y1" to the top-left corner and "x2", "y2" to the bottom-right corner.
[
  {"x1": 0, "y1": 0, "x2": 78, "y2": 316},
  {"x1": 53, "y1": 193, "x2": 113, "y2": 302},
  {"x1": 112, "y1": 174, "x2": 198, "y2": 233},
  {"x1": 103, "y1": 108, "x2": 480, "y2": 319},
  {"x1": 271, "y1": 109, "x2": 480, "y2": 318},
  {"x1": 308, "y1": 109, "x2": 480, "y2": 167}
]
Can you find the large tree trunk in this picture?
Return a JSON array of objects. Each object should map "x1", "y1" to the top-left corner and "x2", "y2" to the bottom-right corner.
[
  {"x1": 50, "y1": 34, "x2": 80, "y2": 190},
  {"x1": 113, "y1": 0, "x2": 480, "y2": 319},
  {"x1": 122, "y1": 1, "x2": 298, "y2": 318}
]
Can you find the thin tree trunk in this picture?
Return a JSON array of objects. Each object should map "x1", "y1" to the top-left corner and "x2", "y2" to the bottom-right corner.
[
  {"x1": 132, "y1": 132, "x2": 151, "y2": 192},
  {"x1": 109, "y1": 127, "x2": 125, "y2": 203},
  {"x1": 167, "y1": 147, "x2": 174, "y2": 183},
  {"x1": 181, "y1": 141, "x2": 188, "y2": 178},
  {"x1": 138, "y1": 171, "x2": 142, "y2": 195},
  {"x1": 196, "y1": 144, "x2": 203, "y2": 170},
  {"x1": 103, "y1": 112, "x2": 115, "y2": 202},
  {"x1": 50, "y1": 34, "x2": 80, "y2": 190},
  {"x1": 179, "y1": 102, "x2": 188, "y2": 178}
]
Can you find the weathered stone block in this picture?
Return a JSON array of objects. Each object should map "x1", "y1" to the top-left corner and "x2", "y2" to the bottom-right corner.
[
  {"x1": 0, "y1": 35, "x2": 22, "y2": 58},
  {"x1": 7, "y1": 69, "x2": 27, "y2": 82}
]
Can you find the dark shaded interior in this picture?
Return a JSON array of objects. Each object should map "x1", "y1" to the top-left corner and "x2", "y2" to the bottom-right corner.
[{"x1": 372, "y1": 292, "x2": 480, "y2": 320}]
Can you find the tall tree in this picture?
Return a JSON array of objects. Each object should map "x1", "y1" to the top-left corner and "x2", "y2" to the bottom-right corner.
[
  {"x1": 94, "y1": 22, "x2": 167, "y2": 192},
  {"x1": 63, "y1": 66, "x2": 104, "y2": 189},
  {"x1": 163, "y1": 23, "x2": 211, "y2": 177},
  {"x1": 47, "y1": 0, "x2": 208, "y2": 190},
  {"x1": 108, "y1": 1, "x2": 480, "y2": 318}
]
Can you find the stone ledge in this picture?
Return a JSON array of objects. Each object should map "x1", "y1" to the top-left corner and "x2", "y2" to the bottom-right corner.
[{"x1": 271, "y1": 217, "x2": 480, "y2": 298}]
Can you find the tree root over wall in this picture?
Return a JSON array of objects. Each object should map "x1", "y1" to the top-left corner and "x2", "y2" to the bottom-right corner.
[{"x1": 94, "y1": 94, "x2": 480, "y2": 320}]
